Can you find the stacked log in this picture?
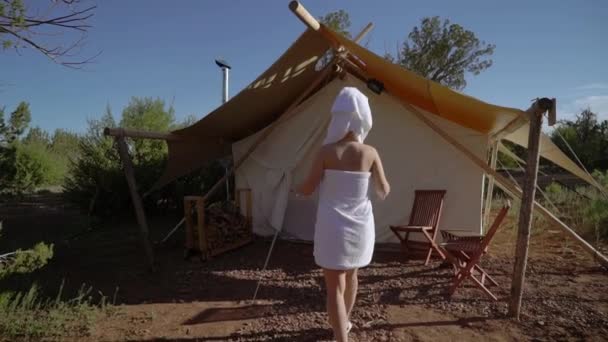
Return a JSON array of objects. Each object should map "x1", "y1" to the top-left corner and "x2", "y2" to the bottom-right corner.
[{"x1": 204, "y1": 201, "x2": 252, "y2": 255}]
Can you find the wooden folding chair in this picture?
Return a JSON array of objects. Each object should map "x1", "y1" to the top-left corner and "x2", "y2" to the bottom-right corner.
[
  {"x1": 440, "y1": 202, "x2": 511, "y2": 301},
  {"x1": 390, "y1": 190, "x2": 447, "y2": 265}
]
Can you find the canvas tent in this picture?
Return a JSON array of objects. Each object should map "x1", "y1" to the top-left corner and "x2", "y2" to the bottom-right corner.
[
  {"x1": 145, "y1": 17, "x2": 601, "y2": 244},
  {"x1": 104, "y1": 2, "x2": 608, "y2": 269}
]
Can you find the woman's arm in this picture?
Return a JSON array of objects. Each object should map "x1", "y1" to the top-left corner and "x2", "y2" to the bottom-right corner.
[
  {"x1": 295, "y1": 149, "x2": 325, "y2": 196},
  {"x1": 371, "y1": 148, "x2": 390, "y2": 200}
]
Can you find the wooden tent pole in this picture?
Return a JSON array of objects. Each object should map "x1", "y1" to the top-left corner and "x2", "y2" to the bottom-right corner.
[
  {"x1": 115, "y1": 136, "x2": 155, "y2": 269},
  {"x1": 289, "y1": 1, "x2": 320, "y2": 31},
  {"x1": 483, "y1": 141, "x2": 499, "y2": 231},
  {"x1": 288, "y1": 1, "x2": 344, "y2": 48},
  {"x1": 508, "y1": 106, "x2": 545, "y2": 319},
  {"x1": 353, "y1": 23, "x2": 374, "y2": 42}
]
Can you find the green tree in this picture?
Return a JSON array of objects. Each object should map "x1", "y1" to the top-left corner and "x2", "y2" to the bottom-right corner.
[
  {"x1": 318, "y1": 10, "x2": 352, "y2": 38},
  {"x1": 0, "y1": 102, "x2": 31, "y2": 145},
  {"x1": 120, "y1": 97, "x2": 174, "y2": 164},
  {"x1": 20, "y1": 128, "x2": 80, "y2": 187},
  {"x1": 24, "y1": 126, "x2": 50, "y2": 146},
  {"x1": 65, "y1": 100, "x2": 228, "y2": 217},
  {"x1": 50, "y1": 129, "x2": 81, "y2": 164},
  {"x1": 177, "y1": 114, "x2": 198, "y2": 129},
  {"x1": 551, "y1": 109, "x2": 608, "y2": 171},
  {"x1": 65, "y1": 99, "x2": 182, "y2": 217},
  {"x1": 64, "y1": 107, "x2": 124, "y2": 217},
  {"x1": 0, "y1": 102, "x2": 32, "y2": 194},
  {"x1": 12, "y1": 141, "x2": 59, "y2": 192},
  {"x1": 385, "y1": 16, "x2": 495, "y2": 90},
  {"x1": 0, "y1": 0, "x2": 97, "y2": 67}
]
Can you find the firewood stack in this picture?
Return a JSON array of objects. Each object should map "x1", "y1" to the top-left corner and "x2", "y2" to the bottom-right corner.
[
  {"x1": 205, "y1": 201, "x2": 252, "y2": 252},
  {"x1": 184, "y1": 189, "x2": 253, "y2": 260}
]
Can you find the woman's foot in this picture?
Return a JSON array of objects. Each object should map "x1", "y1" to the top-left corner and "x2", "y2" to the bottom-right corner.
[{"x1": 327, "y1": 320, "x2": 353, "y2": 334}]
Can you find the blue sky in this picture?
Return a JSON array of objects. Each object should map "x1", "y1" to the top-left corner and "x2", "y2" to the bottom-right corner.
[{"x1": 2, "y1": 0, "x2": 608, "y2": 134}]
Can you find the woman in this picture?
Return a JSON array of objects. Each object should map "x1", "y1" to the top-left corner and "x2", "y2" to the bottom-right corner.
[{"x1": 296, "y1": 87, "x2": 390, "y2": 342}]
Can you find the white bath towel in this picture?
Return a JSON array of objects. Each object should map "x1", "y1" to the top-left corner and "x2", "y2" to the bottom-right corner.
[
  {"x1": 314, "y1": 169, "x2": 375, "y2": 270},
  {"x1": 322, "y1": 87, "x2": 373, "y2": 145}
]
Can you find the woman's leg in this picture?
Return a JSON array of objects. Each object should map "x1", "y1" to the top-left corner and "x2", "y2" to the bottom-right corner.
[
  {"x1": 323, "y1": 268, "x2": 348, "y2": 342},
  {"x1": 344, "y1": 268, "x2": 358, "y2": 319}
]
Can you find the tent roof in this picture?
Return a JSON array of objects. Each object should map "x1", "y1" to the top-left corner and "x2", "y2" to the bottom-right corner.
[
  {"x1": 154, "y1": 25, "x2": 596, "y2": 191},
  {"x1": 323, "y1": 29, "x2": 600, "y2": 190},
  {"x1": 325, "y1": 30, "x2": 524, "y2": 135}
]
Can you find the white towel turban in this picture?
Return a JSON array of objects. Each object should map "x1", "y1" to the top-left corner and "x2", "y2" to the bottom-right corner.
[{"x1": 322, "y1": 87, "x2": 373, "y2": 145}]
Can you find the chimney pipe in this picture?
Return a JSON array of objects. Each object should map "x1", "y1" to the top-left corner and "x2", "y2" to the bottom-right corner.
[
  {"x1": 215, "y1": 59, "x2": 232, "y2": 104},
  {"x1": 222, "y1": 68, "x2": 229, "y2": 103},
  {"x1": 215, "y1": 59, "x2": 233, "y2": 201}
]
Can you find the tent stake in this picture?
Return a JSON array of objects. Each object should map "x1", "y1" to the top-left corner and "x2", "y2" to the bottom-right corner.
[
  {"x1": 115, "y1": 136, "x2": 155, "y2": 270},
  {"x1": 252, "y1": 229, "x2": 281, "y2": 302},
  {"x1": 508, "y1": 106, "x2": 545, "y2": 319}
]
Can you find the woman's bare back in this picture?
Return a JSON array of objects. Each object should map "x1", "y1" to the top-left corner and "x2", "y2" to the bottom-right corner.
[
  {"x1": 322, "y1": 141, "x2": 375, "y2": 173},
  {"x1": 297, "y1": 135, "x2": 390, "y2": 200},
  {"x1": 322, "y1": 141, "x2": 390, "y2": 200}
]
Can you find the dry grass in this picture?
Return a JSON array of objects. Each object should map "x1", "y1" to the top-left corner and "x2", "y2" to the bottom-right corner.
[{"x1": 0, "y1": 282, "x2": 116, "y2": 341}]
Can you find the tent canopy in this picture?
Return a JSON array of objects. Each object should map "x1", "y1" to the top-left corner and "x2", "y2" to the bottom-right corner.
[{"x1": 154, "y1": 25, "x2": 595, "y2": 193}]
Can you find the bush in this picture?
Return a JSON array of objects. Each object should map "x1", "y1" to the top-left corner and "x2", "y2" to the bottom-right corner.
[
  {"x1": 0, "y1": 243, "x2": 54, "y2": 280},
  {"x1": 64, "y1": 98, "x2": 228, "y2": 219},
  {"x1": 0, "y1": 223, "x2": 109, "y2": 341},
  {"x1": 0, "y1": 221, "x2": 54, "y2": 280},
  {"x1": 541, "y1": 176, "x2": 608, "y2": 241},
  {"x1": 0, "y1": 142, "x2": 62, "y2": 196},
  {"x1": 0, "y1": 145, "x2": 17, "y2": 194},
  {"x1": 63, "y1": 111, "x2": 129, "y2": 218}
]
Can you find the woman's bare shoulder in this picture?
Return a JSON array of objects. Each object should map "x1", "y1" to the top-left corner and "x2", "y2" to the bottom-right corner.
[{"x1": 359, "y1": 143, "x2": 378, "y2": 156}]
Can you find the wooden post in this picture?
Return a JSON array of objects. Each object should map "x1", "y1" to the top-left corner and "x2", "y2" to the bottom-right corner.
[
  {"x1": 508, "y1": 102, "x2": 547, "y2": 319},
  {"x1": 483, "y1": 141, "x2": 499, "y2": 231},
  {"x1": 115, "y1": 137, "x2": 155, "y2": 269},
  {"x1": 353, "y1": 23, "x2": 374, "y2": 43},
  {"x1": 184, "y1": 199, "x2": 195, "y2": 250},
  {"x1": 104, "y1": 127, "x2": 181, "y2": 141},
  {"x1": 195, "y1": 197, "x2": 208, "y2": 256},
  {"x1": 289, "y1": 1, "x2": 320, "y2": 31}
]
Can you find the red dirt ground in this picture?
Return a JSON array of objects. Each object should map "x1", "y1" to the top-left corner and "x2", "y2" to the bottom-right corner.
[{"x1": 1, "y1": 193, "x2": 607, "y2": 341}]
